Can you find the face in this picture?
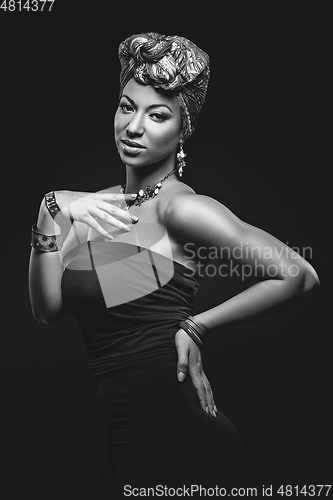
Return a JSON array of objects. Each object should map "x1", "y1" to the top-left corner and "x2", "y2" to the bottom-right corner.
[{"x1": 114, "y1": 78, "x2": 182, "y2": 168}]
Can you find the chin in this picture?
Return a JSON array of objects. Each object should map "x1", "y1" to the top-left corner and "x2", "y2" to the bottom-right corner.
[
  {"x1": 120, "y1": 154, "x2": 147, "y2": 167},
  {"x1": 121, "y1": 154, "x2": 167, "y2": 169}
]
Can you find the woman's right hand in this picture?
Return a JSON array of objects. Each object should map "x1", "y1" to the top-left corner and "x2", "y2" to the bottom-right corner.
[{"x1": 54, "y1": 190, "x2": 139, "y2": 239}]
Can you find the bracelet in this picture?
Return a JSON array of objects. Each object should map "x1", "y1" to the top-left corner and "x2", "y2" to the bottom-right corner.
[
  {"x1": 179, "y1": 319, "x2": 205, "y2": 350},
  {"x1": 31, "y1": 223, "x2": 63, "y2": 252},
  {"x1": 45, "y1": 191, "x2": 61, "y2": 219},
  {"x1": 185, "y1": 315, "x2": 207, "y2": 339},
  {"x1": 45, "y1": 191, "x2": 75, "y2": 229}
]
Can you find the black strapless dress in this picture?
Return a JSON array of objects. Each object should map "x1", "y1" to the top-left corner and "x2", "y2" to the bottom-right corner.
[{"x1": 61, "y1": 234, "x2": 244, "y2": 498}]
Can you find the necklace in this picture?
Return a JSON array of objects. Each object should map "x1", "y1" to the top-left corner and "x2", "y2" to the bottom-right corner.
[{"x1": 119, "y1": 167, "x2": 177, "y2": 210}]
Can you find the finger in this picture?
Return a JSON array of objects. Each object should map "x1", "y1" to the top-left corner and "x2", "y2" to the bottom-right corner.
[
  {"x1": 186, "y1": 346, "x2": 208, "y2": 413},
  {"x1": 175, "y1": 334, "x2": 190, "y2": 382},
  {"x1": 202, "y1": 373, "x2": 216, "y2": 417},
  {"x1": 177, "y1": 361, "x2": 188, "y2": 382},
  {"x1": 97, "y1": 192, "x2": 138, "y2": 205},
  {"x1": 190, "y1": 374, "x2": 207, "y2": 413},
  {"x1": 95, "y1": 200, "x2": 139, "y2": 225},
  {"x1": 88, "y1": 206, "x2": 132, "y2": 232},
  {"x1": 189, "y1": 365, "x2": 216, "y2": 416},
  {"x1": 83, "y1": 214, "x2": 115, "y2": 240}
]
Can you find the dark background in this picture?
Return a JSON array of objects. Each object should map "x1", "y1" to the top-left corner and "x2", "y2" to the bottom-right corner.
[{"x1": 1, "y1": 1, "x2": 331, "y2": 498}]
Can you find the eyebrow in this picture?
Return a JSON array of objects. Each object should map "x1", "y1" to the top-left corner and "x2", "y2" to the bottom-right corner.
[{"x1": 121, "y1": 94, "x2": 173, "y2": 113}]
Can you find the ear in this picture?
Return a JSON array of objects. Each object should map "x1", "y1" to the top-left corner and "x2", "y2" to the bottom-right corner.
[
  {"x1": 178, "y1": 129, "x2": 185, "y2": 143},
  {"x1": 179, "y1": 125, "x2": 190, "y2": 143},
  {"x1": 177, "y1": 114, "x2": 185, "y2": 142}
]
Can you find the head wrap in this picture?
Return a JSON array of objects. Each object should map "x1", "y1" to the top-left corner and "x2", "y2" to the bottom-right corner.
[{"x1": 118, "y1": 32, "x2": 210, "y2": 140}]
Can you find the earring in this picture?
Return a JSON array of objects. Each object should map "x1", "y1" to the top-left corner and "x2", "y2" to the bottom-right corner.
[{"x1": 177, "y1": 141, "x2": 187, "y2": 177}]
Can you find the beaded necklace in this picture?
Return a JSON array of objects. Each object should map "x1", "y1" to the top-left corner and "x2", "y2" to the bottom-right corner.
[{"x1": 119, "y1": 167, "x2": 177, "y2": 210}]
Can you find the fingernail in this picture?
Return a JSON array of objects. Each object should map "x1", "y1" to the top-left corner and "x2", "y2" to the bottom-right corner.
[
  {"x1": 178, "y1": 373, "x2": 185, "y2": 382},
  {"x1": 213, "y1": 410, "x2": 217, "y2": 417},
  {"x1": 107, "y1": 234, "x2": 114, "y2": 240},
  {"x1": 205, "y1": 406, "x2": 209, "y2": 413},
  {"x1": 131, "y1": 194, "x2": 138, "y2": 199},
  {"x1": 131, "y1": 215, "x2": 139, "y2": 224},
  {"x1": 122, "y1": 225, "x2": 131, "y2": 231},
  {"x1": 214, "y1": 405, "x2": 217, "y2": 413}
]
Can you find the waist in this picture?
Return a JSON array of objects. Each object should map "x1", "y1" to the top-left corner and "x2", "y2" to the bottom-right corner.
[
  {"x1": 82, "y1": 312, "x2": 189, "y2": 377},
  {"x1": 89, "y1": 342, "x2": 178, "y2": 378}
]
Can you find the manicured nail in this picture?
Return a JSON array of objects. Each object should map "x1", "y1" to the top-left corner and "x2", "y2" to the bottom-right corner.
[
  {"x1": 205, "y1": 406, "x2": 209, "y2": 413},
  {"x1": 214, "y1": 405, "x2": 217, "y2": 413},
  {"x1": 107, "y1": 234, "x2": 114, "y2": 240},
  {"x1": 130, "y1": 193, "x2": 138, "y2": 199},
  {"x1": 178, "y1": 373, "x2": 185, "y2": 382},
  {"x1": 213, "y1": 410, "x2": 217, "y2": 417},
  {"x1": 131, "y1": 215, "x2": 139, "y2": 224},
  {"x1": 122, "y1": 225, "x2": 131, "y2": 231}
]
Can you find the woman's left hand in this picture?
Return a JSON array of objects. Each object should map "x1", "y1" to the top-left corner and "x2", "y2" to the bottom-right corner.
[{"x1": 175, "y1": 328, "x2": 217, "y2": 417}]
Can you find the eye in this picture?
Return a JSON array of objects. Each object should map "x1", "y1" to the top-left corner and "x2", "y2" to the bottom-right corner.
[
  {"x1": 150, "y1": 112, "x2": 167, "y2": 122},
  {"x1": 119, "y1": 102, "x2": 133, "y2": 113}
]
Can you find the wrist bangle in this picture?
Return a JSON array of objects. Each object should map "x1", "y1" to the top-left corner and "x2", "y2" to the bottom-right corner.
[
  {"x1": 45, "y1": 191, "x2": 61, "y2": 219},
  {"x1": 45, "y1": 191, "x2": 74, "y2": 228},
  {"x1": 31, "y1": 223, "x2": 63, "y2": 252},
  {"x1": 180, "y1": 320, "x2": 205, "y2": 350},
  {"x1": 185, "y1": 316, "x2": 207, "y2": 339},
  {"x1": 44, "y1": 190, "x2": 70, "y2": 226}
]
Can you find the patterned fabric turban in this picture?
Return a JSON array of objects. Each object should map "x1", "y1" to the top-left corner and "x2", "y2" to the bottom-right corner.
[{"x1": 118, "y1": 32, "x2": 210, "y2": 140}]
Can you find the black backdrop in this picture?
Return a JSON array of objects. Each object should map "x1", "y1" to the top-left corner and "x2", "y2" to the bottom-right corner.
[{"x1": 1, "y1": 1, "x2": 331, "y2": 498}]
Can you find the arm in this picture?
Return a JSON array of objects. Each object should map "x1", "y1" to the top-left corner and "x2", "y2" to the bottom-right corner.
[
  {"x1": 29, "y1": 190, "x2": 139, "y2": 326},
  {"x1": 167, "y1": 194, "x2": 320, "y2": 331},
  {"x1": 170, "y1": 194, "x2": 319, "y2": 412},
  {"x1": 28, "y1": 198, "x2": 69, "y2": 326}
]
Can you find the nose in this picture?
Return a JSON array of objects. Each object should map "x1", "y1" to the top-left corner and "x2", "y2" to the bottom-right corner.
[{"x1": 126, "y1": 112, "x2": 144, "y2": 137}]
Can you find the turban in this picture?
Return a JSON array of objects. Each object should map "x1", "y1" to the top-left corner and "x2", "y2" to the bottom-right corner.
[{"x1": 118, "y1": 32, "x2": 210, "y2": 140}]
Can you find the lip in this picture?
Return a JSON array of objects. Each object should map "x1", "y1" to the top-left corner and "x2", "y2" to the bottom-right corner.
[
  {"x1": 121, "y1": 144, "x2": 145, "y2": 156},
  {"x1": 121, "y1": 139, "x2": 146, "y2": 149}
]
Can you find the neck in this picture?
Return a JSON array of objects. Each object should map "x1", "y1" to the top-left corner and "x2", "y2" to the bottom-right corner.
[{"x1": 124, "y1": 157, "x2": 177, "y2": 193}]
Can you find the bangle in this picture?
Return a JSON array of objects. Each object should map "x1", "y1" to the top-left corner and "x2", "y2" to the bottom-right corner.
[
  {"x1": 45, "y1": 191, "x2": 61, "y2": 219},
  {"x1": 180, "y1": 320, "x2": 205, "y2": 350},
  {"x1": 45, "y1": 190, "x2": 74, "y2": 228},
  {"x1": 185, "y1": 316, "x2": 207, "y2": 339},
  {"x1": 31, "y1": 223, "x2": 63, "y2": 252}
]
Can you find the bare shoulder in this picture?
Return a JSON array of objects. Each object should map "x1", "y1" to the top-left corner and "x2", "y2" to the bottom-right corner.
[
  {"x1": 166, "y1": 192, "x2": 233, "y2": 217},
  {"x1": 167, "y1": 190, "x2": 244, "y2": 225},
  {"x1": 157, "y1": 179, "x2": 196, "y2": 219},
  {"x1": 158, "y1": 188, "x2": 249, "y2": 249}
]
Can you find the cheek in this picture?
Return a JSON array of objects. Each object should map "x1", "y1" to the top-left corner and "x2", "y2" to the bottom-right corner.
[
  {"x1": 113, "y1": 114, "x2": 119, "y2": 137},
  {"x1": 114, "y1": 111, "x2": 126, "y2": 135},
  {"x1": 151, "y1": 124, "x2": 180, "y2": 150}
]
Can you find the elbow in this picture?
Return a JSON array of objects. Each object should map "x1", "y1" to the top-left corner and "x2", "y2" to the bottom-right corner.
[
  {"x1": 30, "y1": 294, "x2": 68, "y2": 327},
  {"x1": 281, "y1": 259, "x2": 320, "y2": 299},
  {"x1": 32, "y1": 312, "x2": 55, "y2": 327},
  {"x1": 37, "y1": 317, "x2": 55, "y2": 327},
  {"x1": 304, "y1": 265, "x2": 320, "y2": 293},
  {"x1": 296, "y1": 261, "x2": 320, "y2": 295},
  {"x1": 31, "y1": 308, "x2": 65, "y2": 327}
]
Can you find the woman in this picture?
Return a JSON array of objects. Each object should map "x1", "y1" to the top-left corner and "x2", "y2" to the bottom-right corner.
[{"x1": 29, "y1": 32, "x2": 319, "y2": 498}]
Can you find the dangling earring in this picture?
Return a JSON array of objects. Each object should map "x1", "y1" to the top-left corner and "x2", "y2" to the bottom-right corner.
[{"x1": 177, "y1": 140, "x2": 187, "y2": 177}]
